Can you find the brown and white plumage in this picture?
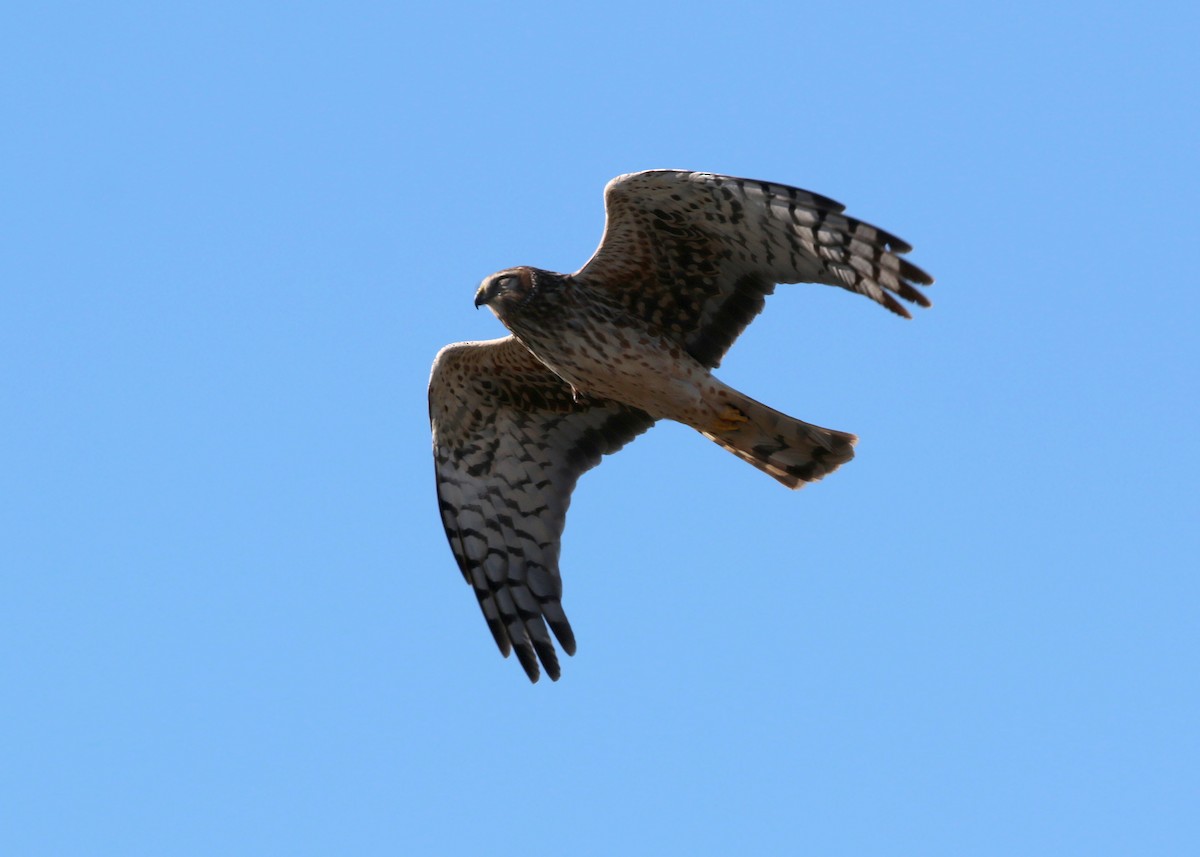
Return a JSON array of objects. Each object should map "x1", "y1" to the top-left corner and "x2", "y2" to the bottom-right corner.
[
  {"x1": 430, "y1": 170, "x2": 933, "y2": 681},
  {"x1": 429, "y1": 338, "x2": 653, "y2": 681}
]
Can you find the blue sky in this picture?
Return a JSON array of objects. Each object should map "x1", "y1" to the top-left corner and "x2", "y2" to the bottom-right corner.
[{"x1": 3, "y1": 2, "x2": 1197, "y2": 854}]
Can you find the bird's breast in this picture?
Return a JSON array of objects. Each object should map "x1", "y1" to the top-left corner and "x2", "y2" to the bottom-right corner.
[{"x1": 518, "y1": 314, "x2": 708, "y2": 421}]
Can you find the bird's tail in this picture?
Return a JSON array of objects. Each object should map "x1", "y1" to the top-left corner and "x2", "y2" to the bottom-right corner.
[{"x1": 699, "y1": 387, "x2": 857, "y2": 489}]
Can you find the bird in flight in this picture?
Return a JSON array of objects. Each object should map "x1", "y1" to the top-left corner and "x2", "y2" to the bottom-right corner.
[{"x1": 429, "y1": 170, "x2": 933, "y2": 681}]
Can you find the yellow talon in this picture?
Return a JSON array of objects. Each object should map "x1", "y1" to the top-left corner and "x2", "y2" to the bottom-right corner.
[{"x1": 713, "y1": 406, "x2": 750, "y2": 433}]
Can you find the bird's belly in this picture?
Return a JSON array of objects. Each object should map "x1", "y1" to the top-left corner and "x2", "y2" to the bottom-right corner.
[{"x1": 531, "y1": 325, "x2": 711, "y2": 422}]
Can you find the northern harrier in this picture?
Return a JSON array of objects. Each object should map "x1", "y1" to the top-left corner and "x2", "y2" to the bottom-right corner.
[{"x1": 429, "y1": 170, "x2": 932, "y2": 681}]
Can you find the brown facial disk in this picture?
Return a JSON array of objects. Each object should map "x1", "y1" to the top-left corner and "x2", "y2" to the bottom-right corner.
[{"x1": 474, "y1": 267, "x2": 535, "y2": 310}]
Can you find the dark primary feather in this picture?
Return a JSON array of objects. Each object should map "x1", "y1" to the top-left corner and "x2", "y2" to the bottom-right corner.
[{"x1": 429, "y1": 337, "x2": 654, "y2": 681}]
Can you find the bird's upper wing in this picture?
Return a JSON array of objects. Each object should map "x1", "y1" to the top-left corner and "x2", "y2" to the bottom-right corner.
[
  {"x1": 429, "y1": 336, "x2": 655, "y2": 682},
  {"x1": 573, "y1": 170, "x2": 934, "y2": 368}
]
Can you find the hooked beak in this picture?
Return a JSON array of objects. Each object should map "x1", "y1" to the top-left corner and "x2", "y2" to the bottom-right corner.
[{"x1": 473, "y1": 281, "x2": 494, "y2": 309}]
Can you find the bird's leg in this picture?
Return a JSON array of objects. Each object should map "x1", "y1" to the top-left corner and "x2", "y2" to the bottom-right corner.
[{"x1": 712, "y1": 405, "x2": 750, "y2": 433}]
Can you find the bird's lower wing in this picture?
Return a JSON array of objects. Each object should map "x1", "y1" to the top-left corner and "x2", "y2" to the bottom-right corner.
[{"x1": 429, "y1": 336, "x2": 655, "y2": 681}]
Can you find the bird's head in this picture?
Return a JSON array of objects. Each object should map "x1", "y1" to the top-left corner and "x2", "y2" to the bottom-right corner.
[{"x1": 474, "y1": 267, "x2": 537, "y2": 314}]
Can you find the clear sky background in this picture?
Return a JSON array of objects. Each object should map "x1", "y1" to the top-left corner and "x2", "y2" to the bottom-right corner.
[{"x1": 3, "y1": 2, "x2": 1197, "y2": 855}]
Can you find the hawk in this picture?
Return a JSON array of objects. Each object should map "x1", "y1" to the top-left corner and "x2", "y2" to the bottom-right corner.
[{"x1": 429, "y1": 170, "x2": 932, "y2": 682}]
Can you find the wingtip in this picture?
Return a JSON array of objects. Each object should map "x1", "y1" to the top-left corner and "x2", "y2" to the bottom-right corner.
[
  {"x1": 515, "y1": 647, "x2": 541, "y2": 683},
  {"x1": 881, "y1": 293, "x2": 914, "y2": 319}
]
